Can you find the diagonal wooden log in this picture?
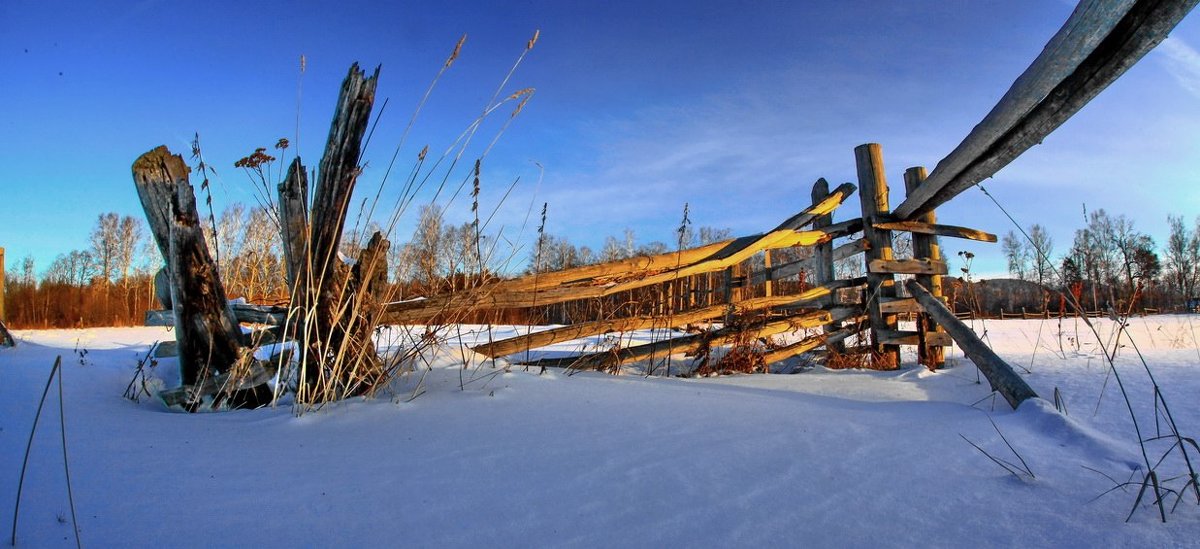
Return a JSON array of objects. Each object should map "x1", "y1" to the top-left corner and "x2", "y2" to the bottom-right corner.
[
  {"x1": 383, "y1": 203, "x2": 864, "y2": 325},
  {"x1": 907, "y1": 279, "x2": 1038, "y2": 409},
  {"x1": 759, "y1": 318, "x2": 869, "y2": 366},
  {"x1": 516, "y1": 309, "x2": 833, "y2": 371},
  {"x1": 471, "y1": 277, "x2": 866, "y2": 358},
  {"x1": 894, "y1": 0, "x2": 1197, "y2": 219}
]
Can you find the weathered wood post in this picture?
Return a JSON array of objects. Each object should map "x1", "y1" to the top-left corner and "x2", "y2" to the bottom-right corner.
[
  {"x1": 810, "y1": 178, "x2": 844, "y2": 352},
  {"x1": 132, "y1": 146, "x2": 247, "y2": 390},
  {"x1": 855, "y1": 143, "x2": 900, "y2": 367},
  {"x1": 903, "y1": 167, "x2": 945, "y2": 369},
  {"x1": 290, "y1": 63, "x2": 388, "y2": 401}
]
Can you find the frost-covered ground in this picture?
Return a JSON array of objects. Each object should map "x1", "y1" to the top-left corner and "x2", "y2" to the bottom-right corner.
[{"x1": 2, "y1": 315, "x2": 1199, "y2": 547}]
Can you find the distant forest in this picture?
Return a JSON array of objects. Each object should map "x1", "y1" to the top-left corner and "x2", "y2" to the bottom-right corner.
[{"x1": 5, "y1": 202, "x2": 1197, "y2": 328}]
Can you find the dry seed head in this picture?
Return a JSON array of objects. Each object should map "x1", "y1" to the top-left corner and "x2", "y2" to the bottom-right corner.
[
  {"x1": 418, "y1": 145, "x2": 428, "y2": 161},
  {"x1": 445, "y1": 34, "x2": 467, "y2": 68},
  {"x1": 300, "y1": 54, "x2": 306, "y2": 73},
  {"x1": 527, "y1": 29, "x2": 540, "y2": 51},
  {"x1": 511, "y1": 92, "x2": 534, "y2": 118},
  {"x1": 507, "y1": 87, "x2": 534, "y2": 100}
]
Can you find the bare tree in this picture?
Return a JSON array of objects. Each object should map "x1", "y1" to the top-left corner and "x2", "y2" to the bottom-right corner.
[
  {"x1": 89, "y1": 213, "x2": 121, "y2": 282},
  {"x1": 1027, "y1": 224, "x2": 1053, "y2": 286},
  {"x1": 1165, "y1": 215, "x2": 1199, "y2": 303},
  {"x1": 1002, "y1": 230, "x2": 1028, "y2": 280}
]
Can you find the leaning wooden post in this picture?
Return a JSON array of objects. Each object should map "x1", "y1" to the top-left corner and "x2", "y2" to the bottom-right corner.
[
  {"x1": 133, "y1": 146, "x2": 245, "y2": 387},
  {"x1": 811, "y1": 178, "x2": 844, "y2": 352},
  {"x1": 855, "y1": 143, "x2": 900, "y2": 367},
  {"x1": 907, "y1": 279, "x2": 1038, "y2": 409},
  {"x1": 903, "y1": 167, "x2": 945, "y2": 369}
]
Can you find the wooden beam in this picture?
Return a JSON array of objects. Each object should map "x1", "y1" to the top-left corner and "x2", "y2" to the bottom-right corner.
[
  {"x1": 759, "y1": 319, "x2": 869, "y2": 365},
  {"x1": 904, "y1": 167, "x2": 946, "y2": 369},
  {"x1": 869, "y1": 258, "x2": 948, "y2": 275},
  {"x1": 855, "y1": 143, "x2": 899, "y2": 366},
  {"x1": 894, "y1": 0, "x2": 1197, "y2": 219},
  {"x1": 877, "y1": 329, "x2": 953, "y2": 347},
  {"x1": 879, "y1": 297, "x2": 922, "y2": 314},
  {"x1": 518, "y1": 310, "x2": 832, "y2": 371},
  {"x1": 384, "y1": 197, "x2": 864, "y2": 324},
  {"x1": 872, "y1": 220, "x2": 997, "y2": 243},
  {"x1": 907, "y1": 279, "x2": 1039, "y2": 409},
  {"x1": 472, "y1": 278, "x2": 865, "y2": 357}
]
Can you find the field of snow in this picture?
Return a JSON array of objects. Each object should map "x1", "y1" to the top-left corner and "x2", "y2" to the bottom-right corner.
[{"x1": 2, "y1": 315, "x2": 1199, "y2": 547}]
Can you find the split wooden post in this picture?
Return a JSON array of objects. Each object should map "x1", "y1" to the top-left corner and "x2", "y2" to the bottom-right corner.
[
  {"x1": 811, "y1": 178, "x2": 843, "y2": 352},
  {"x1": 855, "y1": 143, "x2": 900, "y2": 366},
  {"x1": 903, "y1": 167, "x2": 945, "y2": 369}
]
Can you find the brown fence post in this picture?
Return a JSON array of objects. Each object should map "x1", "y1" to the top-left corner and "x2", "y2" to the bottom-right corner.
[
  {"x1": 855, "y1": 143, "x2": 900, "y2": 367},
  {"x1": 903, "y1": 167, "x2": 945, "y2": 369}
]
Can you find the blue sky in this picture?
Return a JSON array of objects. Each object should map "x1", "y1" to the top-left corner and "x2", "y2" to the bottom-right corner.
[{"x1": 3, "y1": 0, "x2": 1200, "y2": 277}]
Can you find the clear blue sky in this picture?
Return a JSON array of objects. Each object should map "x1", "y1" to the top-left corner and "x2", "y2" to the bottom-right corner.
[{"x1": 3, "y1": 0, "x2": 1200, "y2": 277}]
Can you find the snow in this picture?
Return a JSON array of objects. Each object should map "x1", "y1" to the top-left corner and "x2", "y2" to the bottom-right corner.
[{"x1": 2, "y1": 315, "x2": 1199, "y2": 547}]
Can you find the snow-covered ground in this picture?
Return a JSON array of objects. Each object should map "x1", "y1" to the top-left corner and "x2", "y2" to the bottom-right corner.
[{"x1": 2, "y1": 315, "x2": 1199, "y2": 547}]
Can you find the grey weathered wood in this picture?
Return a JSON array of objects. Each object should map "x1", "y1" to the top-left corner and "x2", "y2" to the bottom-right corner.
[
  {"x1": 907, "y1": 279, "x2": 1039, "y2": 409},
  {"x1": 904, "y1": 167, "x2": 946, "y2": 369},
  {"x1": 296, "y1": 63, "x2": 384, "y2": 398},
  {"x1": 154, "y1": 266, "x2": 172, "y2": 309},
  {"x1": 150, "y1": 147, "x2": 245, "y2": 387},
  {"x1": 132, "y1": 145, "x2": 178, "y2": 266},
  {"x1": 278, "y1": 157, "x2": 310, "y2": 293},
  {"x1": 147, "y1": 303, "x2": 285, "y2": 327},
  {"x1": 869, "y1": 258, "x2": 948, "y2": 275},
  {"x1": 855, "y1": 143, "x2": 899, "y2": 366},
  {"x1": 872, "y1": 220, "x2": 997, "y2": 243},
  {"x1": 895, "y1": 0, "x2": 1197, "y2": 219}
]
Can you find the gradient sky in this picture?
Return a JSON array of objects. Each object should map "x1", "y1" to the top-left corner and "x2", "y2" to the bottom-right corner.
[{"x1": 3, "y1": 0, "x2": 1200, "y2": 278}]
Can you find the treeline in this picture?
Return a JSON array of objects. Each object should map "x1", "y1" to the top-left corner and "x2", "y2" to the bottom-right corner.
[
  {"x1": 996, "y1": 208, "x2": 1199, "y2": 313},
  {"x1": 3, "y1": 202, "x2": 744, "y2": 328}
]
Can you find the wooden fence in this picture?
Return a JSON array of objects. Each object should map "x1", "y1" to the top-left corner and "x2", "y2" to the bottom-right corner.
[{"x1": 132, "y1": 0, "x2": 1197, "y2": 410}]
